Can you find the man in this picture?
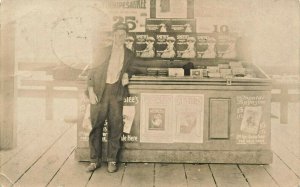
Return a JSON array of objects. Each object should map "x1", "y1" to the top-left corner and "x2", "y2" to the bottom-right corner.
[{"x1": 86, "y1": 22, "x2": 137, "y2": 173}]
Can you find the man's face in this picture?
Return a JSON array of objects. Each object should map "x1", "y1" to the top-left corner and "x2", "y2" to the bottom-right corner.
[{"x1": 114, "y1": 30, "x2": 127, "y2": 46}]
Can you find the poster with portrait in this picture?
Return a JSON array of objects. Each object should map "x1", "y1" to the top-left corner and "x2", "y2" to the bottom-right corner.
[
  {"x1": 135, "y1": 32, "x2": 156, "y2": 58},
  {"x1": 176, "y1": 33, "x2": 197, "y2": 59},
  {"x1": 173, "y1": 94, "x2": 204, "y2": 143},
  {"x1": 123, "y1": 106, "x2": 136, "y2": 134},
  {"x1": 240, "y1": 106, "x2": 262, "y2": 135},
  {"x1": 148, "y1": 108, "x2": 165, "y2": 130},
  {"x1": 235, "y1": 95, "x2": 268, "y2": 145},
  {"x1": 196, "y1": 33, "x2": 217, "y2": 58},
  {"x1": 125, "y1": 33, "x2": 136, "y2": 52},
  {"x1": 140, "y1": 93, "x2": 173, "y2": 143},
  {"x1": 215, "y1": 33, "x2": 237, "y2": 59},
  {"x1": 155, "y1": 33, "x2": 177, "y2": 59}
]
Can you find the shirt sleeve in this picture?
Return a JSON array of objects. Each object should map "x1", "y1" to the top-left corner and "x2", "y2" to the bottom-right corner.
[{"x1": 87, "y1": 68, "x2": 95, "y2": 87}]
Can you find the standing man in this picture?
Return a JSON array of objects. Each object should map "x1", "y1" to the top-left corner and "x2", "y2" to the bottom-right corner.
[{"x1": 86, "y1": 22, "x2": 135, "y2": 173}]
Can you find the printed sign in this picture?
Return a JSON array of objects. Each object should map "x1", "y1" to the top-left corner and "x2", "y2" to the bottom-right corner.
[
  {"x1": 140, "y1": 93, "x2": 204, "y2": 143},
  {"x1": 145, "y1": 18, "x2": 171, "y2": 32},
  {"x1": 196, "y1": 34, "x2": 216, "y2": 58},
  {"x1": 176, "y1": 33, "x2": 197, "y2": 59},
  {"x1": 98, "y1": 0, "x2": 150, "y2": 32},
  {"x1": 146, "y1": 18, "x2": 196, "y2": 33},
  {"x1": 155, "y1": 33, "x2": 177, "y2": 59},
  {"x1": 215, "y1": 33, "x2": 237, "y2": 59},
  {"x1": 140, "y1": 93, "x2": 173, "y2": 143},
  {"x1": 148, "y1": 108, "x2": 166, "y2": 130},
  {"x1": 236, "y1": 95, "x2": 267, "y2": 145},
  {"x1": 135, "y1": 33, "x2": 156, "y2": 58},
  {"x1": 174, "y1": 94, "x2": 204, "y2": 143},
  {"x1": 77, "y1": 94, "x2": 140, "y2": 144}
]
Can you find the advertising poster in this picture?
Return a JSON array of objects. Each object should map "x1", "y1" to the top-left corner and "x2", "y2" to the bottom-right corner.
[
  {"x1": 235, "y1": 95, "x2": 267, "y2": 145},
  {"x1": 155, "y1": 33, "x2": 177, "y2": 59},
  {"x1": 196, "y1": 34, "x2": 217, "y2": 58},
  {"x1": 169, "y1": 19, "x2": 196, "y2": 33},
  {"x1": 123, "y1": 106, "x2": 136, "y2": 134},
  {"x1": 148, "y1": 108, "x2": 165, "y2": 130},
  {"x1": 240, "y1": 106, "x2": 262, "y2": 135},
  {"x1": 174, "y1": 94, "x2": 204, "y2": 143},
  {"x1": 77, "y1": 94, "x2": 140, "y2": 145},
  {"x1": 140, "y1": 93, "x2": 204, "y2": 143},
  {"x1": 215, "y1": 33, "x2": 237, "y2": 59},
  {"x1": 121, "y1": 94, "x2": 140, "y2": 142},
  {"x1": 156, "y1": 0, "x2": 187, "y2": 19},
  {"x1": 176, "y1": 33, "x2": 197, "y2": 59},
  {"x1": 125, "y1": 33, "x2": 136, "y2": 52},
  {"x1": 98, "y1": 0, "x2": 150, "y2": 32},
  {"x1": 135, "y1": 32, "x2": 156, "y2": 58},
  {"x1": 140, "y1": 93, "x2": 173, "y2": 143},
  {"x1": 145, "y1": 18, "x2": 171, "y2": 33},
  {"x1": 146, "y1": 18, "x2": 196, "y2": 33}
]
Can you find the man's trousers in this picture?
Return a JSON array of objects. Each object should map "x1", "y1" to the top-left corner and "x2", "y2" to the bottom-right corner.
[{"x1": 89, "y1": 83, "x2": 123, "y2": 162}]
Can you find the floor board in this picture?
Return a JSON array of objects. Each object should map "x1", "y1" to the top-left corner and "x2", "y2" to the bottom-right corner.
[
  {"x1": 239, "y1": 165, "x2": 278, "y2": 187},
  {"x1": 155, "y1": 163, "x2": 187, "y2": 187},
  {"x1": 271, "y1": 136, "x2": 300, "y2": 178},
  {"x1": 14, "y1": 124, "x2": 76, "y2": 186},
  {"x1": 184, "y1": 164, "x2": 216, "y2": 187},
  {"x1": 264, "y1": 154, "x2": 300, "y2": 187},
  {"x1": 47, "y1": 152, "x2": 92, "y2": 187},
  {"x1": 209, "y1": 164, "x2": 249, "y2": 187},
  {"x1": 121, "y1": 163, "x2": 154, "y2": 187},
  {"x1": 0, "y1": 121, "x2": 72, "y2": 183},
  {"x1": 87, "y1": 163, "x2": 126, "y2": 187}
]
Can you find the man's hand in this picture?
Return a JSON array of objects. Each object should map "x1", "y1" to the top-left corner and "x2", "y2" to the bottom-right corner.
[
  {"x1": 122, "y1": 73, "x2": 129, "y2": 86},
  {"x1": 88, "y1": 87, "x2": 98, "y2": 104}
]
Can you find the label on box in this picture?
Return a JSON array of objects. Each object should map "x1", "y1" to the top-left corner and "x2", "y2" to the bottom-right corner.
[
  {"x1": 220, "y1": 69, "x2": 232, "y2": 78},
  {"x1": 207, "y1": 66, "x2": 219, "y2": 73},
  {"x1": 232, "y1": 67, "x2": 246, "y2": 75},
  {"x1": 190, "y1": 69, "x2": 203, "y2": 78},
  {"x1": 208, "y1": 72, "x2": 221, "y2": 78},
  {"x1": 218, "y1": 64, "x2": 230, "y2": 69},
  {"x1": 229, "y1": 61, "x2": 243, "y2": 67},
  {"x1": 168, "y1": 68, "x2": 184, "y2": 77}
]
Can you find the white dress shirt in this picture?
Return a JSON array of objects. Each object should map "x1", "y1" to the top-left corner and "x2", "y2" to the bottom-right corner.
[{"x1": 106, "y1": 45, "x2": 125, "y2": 84}]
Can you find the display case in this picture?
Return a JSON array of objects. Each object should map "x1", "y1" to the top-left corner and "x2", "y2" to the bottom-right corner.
[{"x1": 75, "y1": 59, "x2": 272, "y2": 164}]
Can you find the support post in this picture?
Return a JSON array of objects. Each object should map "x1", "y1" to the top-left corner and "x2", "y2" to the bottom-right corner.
[{"x1": 0, "y1": 1, "x2": 17, "y2": 149}]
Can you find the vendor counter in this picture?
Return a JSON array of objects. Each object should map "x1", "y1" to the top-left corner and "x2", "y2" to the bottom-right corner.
[{"x1": 75, "y1": 64, "x2": 273, "y2": 164}]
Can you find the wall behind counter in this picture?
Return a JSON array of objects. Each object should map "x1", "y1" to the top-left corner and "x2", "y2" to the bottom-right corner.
[{"x1": 6, "y1": 0, "x2": 299, "y2": 72}]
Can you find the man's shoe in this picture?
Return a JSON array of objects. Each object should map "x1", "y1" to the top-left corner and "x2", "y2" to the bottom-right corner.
[
  {"x1": 86, "y1": 162, "x2": 101, "y2": 172},
  {"x1": 107, "y1": 162, "x2": 118, "y2": 173}
]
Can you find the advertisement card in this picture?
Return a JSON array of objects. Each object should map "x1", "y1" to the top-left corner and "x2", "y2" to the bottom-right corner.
[
  {"x1": 196, "y1": 34, "x2": 217, "y2": 58},
  {"x1": 145, "y1": 18, "x2": 171, "y2": 32},
  {"x1": 215, "y1": 34, "x2": 237, "y2": 59},
  {"x1": 135, "y1": 32, "x2": 156, "y2": 58},
  {"x1": 240, "y1": 106, "x2": 262, "y2": 135},
  {"x1": 155, "y1": 33, "x2": 177, "y2": 59},
  {"x1": 176, "y1": 33, "x2": 197, "y2": 59}
]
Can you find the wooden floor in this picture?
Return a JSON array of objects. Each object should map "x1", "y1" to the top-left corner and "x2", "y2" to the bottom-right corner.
[{"x1": 0, "y1": 99, "x2": 299, "y2": 187}]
